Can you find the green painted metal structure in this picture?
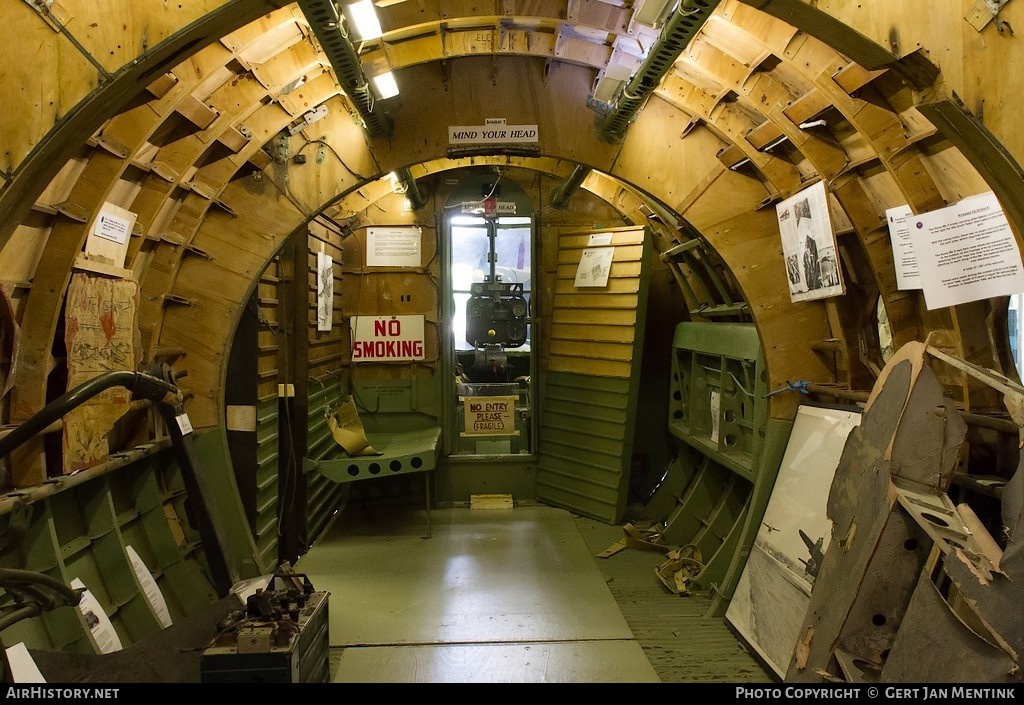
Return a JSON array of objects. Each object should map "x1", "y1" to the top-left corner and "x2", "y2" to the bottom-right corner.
[{"x1": 652, "y1": 321, "x2": 792, "y2": 615}]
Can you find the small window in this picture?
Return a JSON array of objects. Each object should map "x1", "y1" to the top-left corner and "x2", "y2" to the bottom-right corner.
[
  {"x1": 450, "y1": 215, "x2": 532, "y2": 352},
  {"x1": 1010, "y1": 294, "x2": 1022, "y2": 377}
]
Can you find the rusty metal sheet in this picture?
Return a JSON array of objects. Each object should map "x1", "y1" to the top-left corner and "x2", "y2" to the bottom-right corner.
[
  {"x1": 882, "y1": 567, "x2": 1016, "y2": 682},
  {"x1": 787, "y1": 341, "x2": 968, "y2": 681}
]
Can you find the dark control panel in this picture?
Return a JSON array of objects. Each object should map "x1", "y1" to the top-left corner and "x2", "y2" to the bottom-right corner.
[{"x1": 466, "y1": 280, "x2": 529, "y2": 348}]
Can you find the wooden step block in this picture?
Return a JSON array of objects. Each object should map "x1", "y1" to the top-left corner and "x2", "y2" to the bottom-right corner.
[{"x1": 470, "y1": 494, "x2": 514, "y2": 510}]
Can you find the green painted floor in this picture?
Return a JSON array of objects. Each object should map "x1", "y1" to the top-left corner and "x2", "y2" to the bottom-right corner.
[
  {"x1": 296, "y1": 500, "x2": 774, "y2": 683},
  {"x1": 573, "y1": 512, "x2": 775, "y2": 683}
]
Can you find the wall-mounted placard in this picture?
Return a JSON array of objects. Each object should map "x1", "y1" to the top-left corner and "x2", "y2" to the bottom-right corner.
[
  {"x1": 912, "y1": 192, "x2": 1024, "y2": 310},
  {"x1": 886, "y1": 204, "x2": 920, "y2": 290},
  {"x1": 574, "y1": 247, "x2": 614, "y2": 287},
  {"x1": 776, "y1": 181, "x2": 845, "y2": 302},
  {"x1": 350, "y1": 315, "x2": 425, "y2": 362},
  {"x1": 366, "y1": 226, "x2": 421, "y2": 267},
  {"x1": 71, "y1": 578, "x2": 123, "y2": 653}
]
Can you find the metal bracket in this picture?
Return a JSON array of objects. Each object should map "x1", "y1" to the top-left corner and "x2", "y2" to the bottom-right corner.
[
  {"x1": 965, "y1": 0, "x2": 1014, "y2": 32},
  {"x1": 21, "y1": 0, "x2": 60, "y2": 31}
]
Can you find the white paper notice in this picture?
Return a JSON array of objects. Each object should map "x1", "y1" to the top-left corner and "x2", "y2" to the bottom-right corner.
[
  {"x1": 5, "y1": 643, "x2": 46, "y2": 683},
  {"x1": 84, "y1": 201, "x2": 137, "y2": 267},
  {"x1": 93, "y1": 209, "x2": 133, "y2": 245},
  {"x1": 913, "y1": 192, "x2": 1024, "y2": 310},
  {"x1": 587, "y1": 233, "x2": 613, "y2": 246},
  {"x1": 574, "y1": 247, "x2": 614, "y2": 287},
  {"x1": 366, "y1": 226, "x2": 421, "y2": 267},
  {"x1": 710, "y1": 390, "x2": 720, "y2": 444},
  {"x1": 886, "y1": 204, "x2": 920, "y2": 290},
  {"x1": 126, "y1": 546, "x2": 173, "y2": 628},
  {"x1": 175, "y1": 413, "x2": 193, "y2": 435},
  {"x1": 71, "y1": 578, "x2": 123, "y2": 653}
]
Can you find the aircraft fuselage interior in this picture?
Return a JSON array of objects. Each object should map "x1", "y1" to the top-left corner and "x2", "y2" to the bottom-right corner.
[{"x1": 0, "y1": 0, "x2": 1023, "y2": 685}]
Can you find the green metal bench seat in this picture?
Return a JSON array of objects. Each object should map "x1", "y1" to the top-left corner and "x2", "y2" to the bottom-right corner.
[
  {"x1": 302, "y1": 426, "x2": 442, "y2": 483},
  {"x1": 303, "y1": 412, "x2": 441, "y2": 537}
]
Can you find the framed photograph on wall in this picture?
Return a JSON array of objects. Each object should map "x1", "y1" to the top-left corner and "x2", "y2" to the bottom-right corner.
[{"x1": 776, "y1": 181, "x2": 845, "y2": 303}]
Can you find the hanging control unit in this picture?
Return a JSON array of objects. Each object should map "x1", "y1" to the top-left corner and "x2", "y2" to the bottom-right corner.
[
  {"x1": 466, "y1": 279, "x2": 529, "y2": 348},
  {"x1": 464, "y1": 209, "x2": 529, "y2": 349}
]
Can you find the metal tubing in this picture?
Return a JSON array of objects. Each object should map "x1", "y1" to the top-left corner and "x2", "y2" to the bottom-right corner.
[{"x1": 0, "y1": 371, "x2": 180, "y2": 460}]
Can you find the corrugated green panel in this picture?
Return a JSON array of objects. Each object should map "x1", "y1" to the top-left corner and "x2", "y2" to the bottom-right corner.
[
  {"x1": 304, "y1": 385, "x2": 347, "y2": 543},
  {"x1": 541, "y1": 397, "x2": 632, "y2": 427},
  {"x1": 306, "y1": 471, "x2": 345, "y2": 543},
  {"x1": 535, "y1": 453, "x2": 625, "y2": 491},
  {"x1": 536, "y1": 371, "x2": 634, "y2": 523},
  {"x1": 307, "y1": 386, "x2": 337, "y2": 461},
  {"x1": 137, "y1": 449, "x2": 217, "y2": 611},
  {"x1": 537, "y1": 427, "x2": 627, "y2": 458},
  {"x1": 131, "y1": 451, "x2": 217, "y2": 615},
  {"x1": 253, "y1": 395, "x2": 280, "y2": 567}
]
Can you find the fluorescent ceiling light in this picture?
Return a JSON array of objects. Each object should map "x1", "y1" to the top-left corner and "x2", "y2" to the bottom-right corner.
[
  {"x1": 593, "y1": 63, "x2": 634, "y2": 103},
  {"x1": 371, "y1": 71, "x2": 399, "y2": 99},
  {"x1": 631, "y1": 0, "x2": 676, "y2": 28},
  {"x1": 344, "y1": 0, "x2": 383, "y2": 41}
]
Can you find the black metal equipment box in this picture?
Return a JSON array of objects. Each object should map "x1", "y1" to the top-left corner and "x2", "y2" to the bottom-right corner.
[{"x1": 200, "y1": 573, "x2": 330, "y2": 683}]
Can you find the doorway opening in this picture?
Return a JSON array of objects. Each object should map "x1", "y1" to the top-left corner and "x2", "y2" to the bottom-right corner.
[{"x1": 443, "y1": 197, "x2": 536, "y2": 458}]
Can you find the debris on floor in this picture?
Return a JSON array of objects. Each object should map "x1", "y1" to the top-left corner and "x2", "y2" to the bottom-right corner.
[
  {"x1": 654, "y1": 545, "x2": 704, "y2": 596},
  {"x1": 596, "y1": 522, "x2": 704, "y2": 596}
]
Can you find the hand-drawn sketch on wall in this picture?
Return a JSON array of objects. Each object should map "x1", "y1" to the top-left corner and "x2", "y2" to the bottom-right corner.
[
  {"x1": 63, "y1": 275, "x2": 139, "y2": 473},
  {"x1": 726, "y1": 405, "x2": 862, "y2": 678},
  {"x1": 776, "y1": 182, "x2": 845, "y2": 303},
  {"x1": 317, "y1": 251, "x2": 333, "y2": 332}
]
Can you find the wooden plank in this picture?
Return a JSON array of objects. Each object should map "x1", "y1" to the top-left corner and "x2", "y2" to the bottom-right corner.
[
  {"x1": 549, "y1": 339, "x2": 635, "y2": 361},
  {"x1": 717, "y1": 143, "x2": 749, "y2": 169},
  {"x1": 175, "y1": 95, "x2": 219, "y2": 130},
  {"x1": 783, "y1": 89, "x2": 833, "y2": 126},
  {"x1": 555, "y1": 243, "x2": 645, "y2": 263},
  {"x1": 551, "y1": 293, "x2": 641, "y2": 309},
  {"x1": 570, "y1": 0, "x2": 631, "y2": 33},
  {"x1": 832, "y1": 63, "x2": 887, "y2": 94},
  {"x1": 546, "y1": 308, "x2": 639, "y2": 326},
  {"x1": 216, "y1": 125, "x2": 251, "y2": 153},
  {"x1": 146, "y1": 72, "x2": 179, "y2": 99},
  {"x1": 553, "y1": 276, "x2": 641, "y2": 295},
  {"x1": 545, "y1": 323, "x2": 636, "y2": 343},
  {"x1": 72, "y1": 255, "x2": 133, "y2": 280},
  {"x1": 746, "y1": 120, "x2": 786, "y2": 151},
  {"x1": 547, "y1": 356, "x2": 632, "y2": 378},
  {"x1": 470, "y1": 494, "x2": 514, "y2": 510}
]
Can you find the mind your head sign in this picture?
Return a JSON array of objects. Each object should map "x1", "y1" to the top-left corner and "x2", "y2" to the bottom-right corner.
[
  {"x1": 351, "y1": 315, "x2": 425, "y2": 362},
  {"x1": 448, "y1": 117, "x2": 538, "y2": 146}
]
